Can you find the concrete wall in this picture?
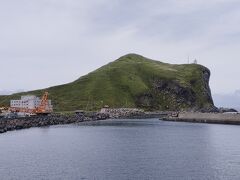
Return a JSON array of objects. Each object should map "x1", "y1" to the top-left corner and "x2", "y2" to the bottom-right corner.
[{"x1": 178, "y1": 112, "x2": 240, "y2": 121}]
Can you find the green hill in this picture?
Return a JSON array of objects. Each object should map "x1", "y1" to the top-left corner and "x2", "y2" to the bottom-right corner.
[{"x1": 0, "y1": 54, "x2": 216, "y2": 111}]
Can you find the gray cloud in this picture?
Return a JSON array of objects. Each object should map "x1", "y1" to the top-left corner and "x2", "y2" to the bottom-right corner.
[{"x1": 0, "y1": 0, "x2": 240, "y2": 94}]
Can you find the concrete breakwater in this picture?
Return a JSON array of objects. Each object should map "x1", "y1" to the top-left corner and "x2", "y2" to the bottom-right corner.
[
  {"x1": 0, "y1": 113, "x2": 109, "y2": 134},
  {"x1": 163, "y1": 112, "x2": 240, "y2": 125},
  {"x1": 100, "y1": 108, "x2": 166, "y2": 119}
]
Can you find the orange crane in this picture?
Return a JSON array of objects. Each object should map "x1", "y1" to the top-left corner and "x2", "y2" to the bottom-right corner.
[
  {"x1": 35, "y1": 92, "x2": 52, "y2": 114},
  {"x1": 9, "y1": 92, "x2": 53, "y2": 115}
]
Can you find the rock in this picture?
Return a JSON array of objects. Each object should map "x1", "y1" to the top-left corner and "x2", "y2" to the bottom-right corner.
[
  {"x1": 100, "y1": 108, "x2": 145, "y2": 119},
  {"x1": 0, "y1": 112, "x2": 110, "y2": 134},
  {"x1": 219, "y1": 107, "x2": 238, "y2": 113}
]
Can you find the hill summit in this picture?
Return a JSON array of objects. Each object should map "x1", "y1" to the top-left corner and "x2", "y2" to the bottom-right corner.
[{"x1": 0, "y1": 54, "x2": 216, "y2": 111}]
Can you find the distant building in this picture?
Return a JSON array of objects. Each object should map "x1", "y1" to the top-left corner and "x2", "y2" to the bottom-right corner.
[
  {"x1": 10, "y1": 95, "x2": 52, "y2": 110},
  {"x1": 100, "y1": 105, "x2": 110, "y2": 113}
]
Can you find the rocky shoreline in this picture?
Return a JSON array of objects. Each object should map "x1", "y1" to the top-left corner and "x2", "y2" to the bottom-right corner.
[
  {"x1": 0, "y1": 109, "x2": 167, "y2": 134},
  {"x1": 100, "y1": 108, "x2": 166, "y2": 119},
  {"x1": 0, "y1": 113, "x2": 109, "y2": 134}
]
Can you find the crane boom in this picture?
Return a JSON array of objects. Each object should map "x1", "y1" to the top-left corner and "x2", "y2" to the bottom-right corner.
[{"x1": 36, "y1": 92, "x2": 52, "y2": 114}]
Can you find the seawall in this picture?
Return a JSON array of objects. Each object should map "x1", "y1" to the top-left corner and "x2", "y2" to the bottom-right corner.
[
  {"x1": 163, "y1": 112, "x2": 240, "y2": 125},
  {"x1": 100, "y1": 108, "x2": 168, "y2": 119},
  {"x1": 0, "y1": 113, "x2": 109, "y2": 134}
]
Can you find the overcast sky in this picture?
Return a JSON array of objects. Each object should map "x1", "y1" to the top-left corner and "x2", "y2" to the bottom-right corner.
[{"x1": 1, "y1": 0, "x2": 240, "y2": 95}]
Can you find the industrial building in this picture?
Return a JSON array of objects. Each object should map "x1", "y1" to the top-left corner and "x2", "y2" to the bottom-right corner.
[{"x1": 10, "y1": 95, "x2": 52, "y2": 110}]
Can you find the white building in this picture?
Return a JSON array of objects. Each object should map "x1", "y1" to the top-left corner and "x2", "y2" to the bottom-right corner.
[{"x1": 11, "y1": 95, "x2": 52, "y2": 110}]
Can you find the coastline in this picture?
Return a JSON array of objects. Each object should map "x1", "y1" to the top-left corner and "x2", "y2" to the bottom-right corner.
[
  {"x1": 0, "y1": 111, "x2": 166, "y2": 134},
  {"x1": 1, "y1": 111, "x2": 240, "y2": 134}
]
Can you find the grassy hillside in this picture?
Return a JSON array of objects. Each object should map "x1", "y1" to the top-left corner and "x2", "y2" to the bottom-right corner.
[{"x1": 0, "y1": 54, "x2": 215, "y2": 111}]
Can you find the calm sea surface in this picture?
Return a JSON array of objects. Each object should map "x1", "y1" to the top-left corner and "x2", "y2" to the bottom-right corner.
[{"x1": 0, "y1": 119, "x2": 240, "y2": 180}]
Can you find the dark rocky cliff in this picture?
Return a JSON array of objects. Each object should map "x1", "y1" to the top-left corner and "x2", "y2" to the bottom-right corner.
[{"x1": 136, "y1": 66, "x2": 216, "y2": 112}]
